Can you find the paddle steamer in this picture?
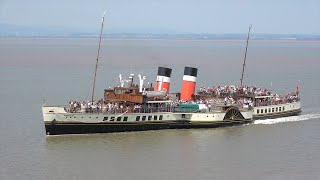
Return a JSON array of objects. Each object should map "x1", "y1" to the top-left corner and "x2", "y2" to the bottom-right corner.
[{"x1": 43, "y1": 67, "x2": 253, "y2": 135}]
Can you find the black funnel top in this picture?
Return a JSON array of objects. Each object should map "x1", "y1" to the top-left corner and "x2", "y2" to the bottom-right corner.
[
  {"x1": 184, "y1": 67, "x2": 198, "y2": 77},
  {"x1": 157, "y1": 67, "x2": 172, "y2": 77}
]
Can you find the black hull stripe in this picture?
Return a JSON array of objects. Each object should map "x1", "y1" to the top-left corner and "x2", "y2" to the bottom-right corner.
[{"x1": 45, "y1": 120, "x2": 251, "y2": 135}]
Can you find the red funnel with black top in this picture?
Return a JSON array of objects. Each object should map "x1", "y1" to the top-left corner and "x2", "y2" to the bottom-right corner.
[{"x1": 180, "y1": 67, "x2": 198, "y2": 101}]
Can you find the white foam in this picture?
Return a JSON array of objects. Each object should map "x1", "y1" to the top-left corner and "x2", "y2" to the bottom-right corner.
[{"x1": 253, "y1": 113, "x2": 320, "y2": 125}]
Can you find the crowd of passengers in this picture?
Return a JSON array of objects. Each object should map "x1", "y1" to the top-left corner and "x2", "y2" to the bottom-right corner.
[
  {"x1": 67, "y1": 86, "x2": 299, "y2": 113},
  {"x1": 67, "y1": 96, "x2": 254, "y2": 114},
  {"x1": 255, "y1": 92, "x2": 300, "y2": 106},
  {"x1": 198, "y1": 85, "x2": 299, "y2": 105},
  {"x1": 198, "y1": 85, "x2": 272, "y2": 97},
  {"x1": 68, "y1": 99, "x2": 130, "y2": 113}
]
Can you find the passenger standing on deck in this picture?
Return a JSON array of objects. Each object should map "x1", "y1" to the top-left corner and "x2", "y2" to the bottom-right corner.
[
  {"x1": 73, "y1": 101, "x2": 78, "y2": 113},
  {"x1": 120, "y1": 104, "x2": 123, "y2": 113}
]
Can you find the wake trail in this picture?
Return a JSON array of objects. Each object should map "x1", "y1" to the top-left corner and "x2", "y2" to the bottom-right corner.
[{"x1": 253, "y1": 113, "x2": 320, "y2": 125}]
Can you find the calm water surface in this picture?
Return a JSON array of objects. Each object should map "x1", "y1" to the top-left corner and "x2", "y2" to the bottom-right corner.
[{"x1": 0, "y1": 38, "x2": 320, "y2": 180}]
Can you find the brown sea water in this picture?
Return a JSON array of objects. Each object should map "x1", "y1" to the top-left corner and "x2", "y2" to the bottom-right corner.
[{"x1": 0, "y1": 38, "x2": 320, "y2": 180}]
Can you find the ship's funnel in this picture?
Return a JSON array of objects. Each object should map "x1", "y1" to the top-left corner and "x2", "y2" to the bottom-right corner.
[
  {"x1": 155, "y1": 67, "x2": 172, "y2": 93},
  {"x1": 180, "y1": 67, "x2": 198, "y2": 101}
]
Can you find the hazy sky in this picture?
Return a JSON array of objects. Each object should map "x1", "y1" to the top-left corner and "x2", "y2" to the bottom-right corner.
[{"x1": 0, "y1": 0, "x2": 319, "y2": 34}]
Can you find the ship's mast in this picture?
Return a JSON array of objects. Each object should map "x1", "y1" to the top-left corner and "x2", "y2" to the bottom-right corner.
[
  {"x1": 240, "y1": 24, "x2": 252, "y2": 86},
  {"x1": 91, "y1": 11, "x2": 106, "y2": 103}
]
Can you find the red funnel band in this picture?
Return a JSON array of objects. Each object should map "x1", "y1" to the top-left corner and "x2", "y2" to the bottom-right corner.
[
  {"x1": 180, "y1": 81, "x2": 196, "y2": 101},
  {"x1": 180, "y1": 79, "x2": 196, "y2": 101},
  {"x1": 156, "y1": 82, "x2": 170, "y2": 93},
  {"x1": 156, "y1": 75, "x2": 171, "y2": 93}
]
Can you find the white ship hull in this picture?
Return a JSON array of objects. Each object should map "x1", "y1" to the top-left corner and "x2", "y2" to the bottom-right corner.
[{"x1": 43, "y1": 106, "x2": 253, "y2": 135}]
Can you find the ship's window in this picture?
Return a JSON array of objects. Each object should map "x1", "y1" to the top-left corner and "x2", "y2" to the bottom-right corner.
[
  {"x1": 272, "y1": 108, "x2": 274, "y2": 112},
  {"x1": 123, "y1": 117, "x2": 128, "y2": 121},
  {"x1": 154, "y1": 115, "x2": 158, "y2": 120},
  {"x1": 89, "y1": 117, "x2": 91, "y2": 118},
  {"x1": 148, "y1": 116, "x2": 152, "y2": 120},
  {"x1": 96, "y1": 117, "x2": 98, "y2": 119},
  {"x1": 49, "y1": 110, "x2": 54, "y2": 113},
  {"x1": 257, "y1": 109, "x2": 260, "y2": 114},
  {"x1": 265, "y1": 109, "x2": 267, "y2": 113},
  {"x1": 269, "y1": 108, "x2": 271, "y2": 113},
  {"x1": 117, "y1": 117, "x2": 121, "y2": 121},
  {"x1": 279, "y1": 107, "x2": 282, "y2": 111},
  {"x1": 159, "y1": 115, "x2": 163, "y2": 120},
  {"x1": 103, "y1": 117, "x2": 108, "y2": 121},
  {"x1": 110, "y1": 117, "x2": 115, "y2": 121},
  {"x1": 261, "y1": 109, "x2": 264, "y2": 114},
  {"x1": 142, "y1": 116, "x2": 146, "y2": 121},
  {"x1": 182, "y1": 114, "x2": 186, "y2": 118},
  {"x1": 276, "y1": 107, "x2": 278, "y2": 112},
  {"x1": 283, "y1": 106, "x2": 285, "y2": 111},
  {"x1": 136, "y1": 116, "x2": 140, "y2": 121}
]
